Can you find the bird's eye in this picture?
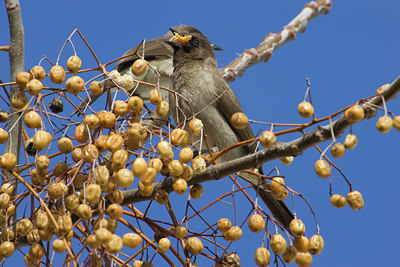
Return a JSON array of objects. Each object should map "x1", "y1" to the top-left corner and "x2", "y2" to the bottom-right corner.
[{"x1": 192, "y1": 38, "x2": 200, "y2": 47}]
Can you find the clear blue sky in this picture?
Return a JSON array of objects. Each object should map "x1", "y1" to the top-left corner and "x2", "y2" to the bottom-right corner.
[{"x1": 0, "y1": 1, "x2": 399, "y2": 266}]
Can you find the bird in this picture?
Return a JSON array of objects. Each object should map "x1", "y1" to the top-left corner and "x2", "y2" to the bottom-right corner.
[
  {"x1": 166, "y1": 26, "x2": 294, "y2": 230},
  {"x1": 70, "y1": 25, "x2": 222, "y2": 117}
]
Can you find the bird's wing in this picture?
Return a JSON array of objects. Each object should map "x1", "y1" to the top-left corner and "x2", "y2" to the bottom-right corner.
[
  {"x1": 213, "y1": 73, "x2": 258, "y2": 154},
  {"x1": 116, "y1": 36, "x2": 173, "y2": 75}
]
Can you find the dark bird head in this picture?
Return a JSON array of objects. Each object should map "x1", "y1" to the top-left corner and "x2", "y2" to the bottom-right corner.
[{"x1": 166, "y1": 26, "x2": 217, "y2": 62}]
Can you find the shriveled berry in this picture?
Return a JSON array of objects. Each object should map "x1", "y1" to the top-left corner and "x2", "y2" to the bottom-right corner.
[
  {"x1": 346, "y1": 190, "x2": 364, "y2": 210},
  {"x1": 154, "y1": 189, "x2": 169, "y2": 204},
  {"x1": 189, "y1": 184, "x2": 204, "y2": 199},
  {"x1": 282, "y1": 245, "x2": 297, "y2": 263},
  {"x1": 49, "y1": 97, "x2": 64, "y2": 113}
]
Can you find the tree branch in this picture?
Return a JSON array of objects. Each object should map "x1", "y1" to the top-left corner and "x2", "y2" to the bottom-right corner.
[
  {"x1": 3, "y1": 0, "x2": 24, "y2": 216},
  {"x1": 120, "y1": 74, "x2": 400, "y2": 205},
  {"x1": 219, "y1": 0, "x2": 332, "y2": 82}
]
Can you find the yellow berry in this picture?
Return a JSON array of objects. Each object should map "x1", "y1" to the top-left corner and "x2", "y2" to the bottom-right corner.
[
  {"x1": 185, "y1": 237, "x2": 203, "y2": 255},
  {"x1": 344, "y1": 134, "x2": 358, "y2": 149},
  {"x1": 346, "y1": 190, "x2": 364, "y2": 210},
  {"x1": 231, "y1": 112, "x2": 248, "y2": 129},
  {"x1": 296, "y1": 252, "x2": 313, "y2": 267},
  {"x1": 314, "y1": 159, "x2": 331, "y2": 178},
  {"x1": 289, "y1": 219, "x2": 305, "y2": 237},
  {"x1": 66, "y1": 76, "x2": 85, "y2": 95},
  {"x1": 330, "y1": 143, "x2": 345, "y2": 158},
  {"x1": 31, "y1": 65, "x2": 46, "y2": 81},
  {"x1": 270, "y1": 234, "x2": 287, "y2": 255},
  {"x1": 344, "y1": 104, "x2": 364, "y2": 123},
  {"x1": 49, "y1": 65, "x2": 66, "y2": 84},
  {"x1": 330, "y1": 194, "x2": 346, "y2": 208},
  {"x1": 254, "y1": 247, "x2": 270, "y2": 266},
  {"x1": 308, "y1": 234, "x2": 324, "y2": 255},
  {"x1": 26, "y1": 79, "x2": 43, "y2": 95},
  {"x1": 131, "y1": 59, "x2": 148, "y2": 76},
  {"x1": 376, "y1": 115, "x2": 393, "y2": 133},
  {"x1": 259, "y1": 131, "x2": 276, "y2": 148},
  {"x1": 66, "y1": 55, "x2": 82, "y2": 74},
  {"x1": 298, "y1": 101, "x2": 314, "y2": 118}
]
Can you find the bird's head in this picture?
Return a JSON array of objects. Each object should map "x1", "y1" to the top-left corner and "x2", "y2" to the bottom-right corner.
[{"x1": 166, "y1": 26, "x2": 219, "y2": 61}]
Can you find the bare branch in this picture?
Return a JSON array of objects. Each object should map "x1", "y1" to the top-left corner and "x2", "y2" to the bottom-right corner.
[{"x1": 219, "y1": 0, "x2": 332, "y2": 82}]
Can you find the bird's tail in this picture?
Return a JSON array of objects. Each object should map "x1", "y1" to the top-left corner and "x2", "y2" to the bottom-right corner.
[{"x1": 240, "y1": 172, "x2": 294, "y2": 231}]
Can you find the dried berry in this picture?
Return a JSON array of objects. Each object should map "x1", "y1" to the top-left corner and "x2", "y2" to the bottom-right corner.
[{"x1": 49, "y1": 97, "x2": 64, "y2": 113}]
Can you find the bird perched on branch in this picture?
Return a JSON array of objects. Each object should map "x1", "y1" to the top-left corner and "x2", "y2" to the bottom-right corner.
[
  {"x1": 70, "y1": 25, "x2": 222, "y2": 117},
  {"x1": 166, "y1": 26, "x2": 294, "y2": 229}
]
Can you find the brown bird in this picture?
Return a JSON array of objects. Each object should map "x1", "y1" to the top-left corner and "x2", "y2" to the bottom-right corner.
[
  {"x1": 166, "y1": 27, "x2": 294, "y2": 229},
  {"x1": 70, "y1": 25, "x2": 222, "y2": 117}
]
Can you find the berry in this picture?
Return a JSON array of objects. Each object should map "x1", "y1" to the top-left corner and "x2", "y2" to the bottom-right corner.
[
  {"x1": 344, "y1": 104, "x2": 364, "y2": 123},
  {"x1": 330, "y1": 143, "x2": 345, "y2": 158},
  {"x1": 344, "y1": 134, "x2": 358, "y2": 149},
  {"x1": 376, "y1": 115, "x2": 393, "y2": 133},
  {"x1": 131, "y1": 59, "x2": 148, "y2": 76},
  {"x1": 66, "y1": 55, "x2": 82, "y2": 74},
  {"x1": 254, "y1": 247, "x2": 270, "y2": 266},
  {"x1": 231, "y1": 112, "x2": 248, "y2": 129},
  {"x1": 330, "y1": 194, "x2": 346, "y2": 208},
  {"x1": 259, "y1": 131, "x2": 276, "y2": 148},
  {"x1": 289, "y1": 219, "x2": 305, "y2": 237},
  {"x1": 298, "y1": 101, "x2": 314, "y2": 118},
  {"x1": 314, "y1": 159, "x2": 331, "y2": 178},
  {"x1": 49, "y1": 65, "x2": 66, "y2": 84},
  {"x1": 346, "y1": 190, "x2": 364, "y2": 210},
  {"x1": 248, "y1": 214, "x2": 265, "y2": 233}
]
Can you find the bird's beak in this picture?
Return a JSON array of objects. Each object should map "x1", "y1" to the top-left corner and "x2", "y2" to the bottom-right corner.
[
  {"x1": 168, "y1": 28, "x2": 192, "y2": 46},
  {"x1": 211, "y1": 44, "x2": 223, "y2": 51}
]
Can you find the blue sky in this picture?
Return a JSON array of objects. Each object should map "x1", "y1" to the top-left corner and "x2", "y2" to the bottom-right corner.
[{"x1": 0, "y1": 1, "x2": 399, "y2": 266}]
